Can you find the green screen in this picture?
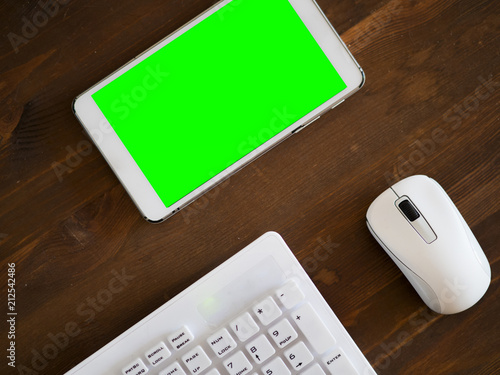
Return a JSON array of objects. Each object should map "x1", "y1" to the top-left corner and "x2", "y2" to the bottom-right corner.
[{"x1": 92, "y1": 0, "x2": 346, "y2": 208}]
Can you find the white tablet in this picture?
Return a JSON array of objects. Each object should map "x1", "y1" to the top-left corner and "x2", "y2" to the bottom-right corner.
[{"x1": 73, "y1": 0, "x2": 364, "y2": 222}]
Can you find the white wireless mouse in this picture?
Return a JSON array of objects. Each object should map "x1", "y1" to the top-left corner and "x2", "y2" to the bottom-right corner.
[{"x1": 366, "y1": 175, "x2": 491, "y2": 314}]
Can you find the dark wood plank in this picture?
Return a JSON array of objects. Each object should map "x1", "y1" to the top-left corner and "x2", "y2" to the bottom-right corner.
[{"x1": 0, "y1": 0, "x2": 499, "y2": 374}]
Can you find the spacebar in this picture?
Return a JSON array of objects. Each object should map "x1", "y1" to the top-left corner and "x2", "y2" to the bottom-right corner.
[{"x1": 293, "y1": 303, "x2": 336, "y2": 354}]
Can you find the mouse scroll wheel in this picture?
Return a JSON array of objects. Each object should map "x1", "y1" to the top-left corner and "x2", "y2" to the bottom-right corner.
[{"x1": 398, "y1": 199, "x2": 421, "y2": 222}]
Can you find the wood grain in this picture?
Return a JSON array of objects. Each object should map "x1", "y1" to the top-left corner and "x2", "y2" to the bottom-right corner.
[{"x1": 0, "y1": 0, "x2": 499, "y2": 374}]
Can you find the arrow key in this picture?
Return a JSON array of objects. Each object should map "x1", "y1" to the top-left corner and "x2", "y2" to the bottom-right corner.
[
  {"x1": 284, "y1": 341, "x2": 313, "y2": 370},
  {"x1": 245, "y1": 335, "x2": 275, "y2": 364}
]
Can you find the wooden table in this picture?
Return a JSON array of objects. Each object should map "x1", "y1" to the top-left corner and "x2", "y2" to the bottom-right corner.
[{"x1": 1, "y1": 0, "x2": 499, "y2": 374}]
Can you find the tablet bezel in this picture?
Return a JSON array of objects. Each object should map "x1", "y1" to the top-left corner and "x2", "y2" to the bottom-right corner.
[{"x1": 73, "y1": 0, "x2": 365, "y2": 222}]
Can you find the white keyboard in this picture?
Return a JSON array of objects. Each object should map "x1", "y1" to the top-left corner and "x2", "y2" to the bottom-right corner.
[{"x1": 66, "y1": 232, "x2": 376, "y2": 375}]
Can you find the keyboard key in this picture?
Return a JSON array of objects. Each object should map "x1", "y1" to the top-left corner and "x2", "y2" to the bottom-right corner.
[
  {"x1": 253, "y1": 297, "x2": 282, "y2": 325},
  {"x1": 160, "y1": 362, "x2": 187, "y2": 375},
  {"x1": 169, "y1": 326, "x2": 194, "y2": 351},
  {"x1": 224, "y1": 351, "x2": 253, "y2": 375},
  {"x1": 230, "y1": 312, "x2": 259, "y2": 342},
  {"x1": 182, "y1": 346, "x2": 212, "y2": 375},
  {"x1": 293, "y1": 304, "x2": 336, "y2": 354},
  {"x1": 207, "y1": 328, "x2": 237, "y2": 358},
  {"x1": 322, "y1": 348, "x2": 358, "y2": 375},
  {"x1": 145, "y1": 341, "x2": 170, "y2": 367},
  {"x1": 245, "y1": 334, "x2": 275, "y2": 364},
  {"x1": 268, "y1": 319, "x2": 298, "y2": 348},
  {"x1": 261, "y1": 357, "x2": 290, "y2": 375},
  {"x1": 122, "y1": 358, "x2": 148, "y2": 375},
  {"x1": 275, "y1": 281, "x2": 305, "y2": 309},
  {"x1": 284, "y1": 342, "x2": 314, "y2": 371},
  {"x1": 300, "y1": 363, "x2": 326, "y2": 375}
]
